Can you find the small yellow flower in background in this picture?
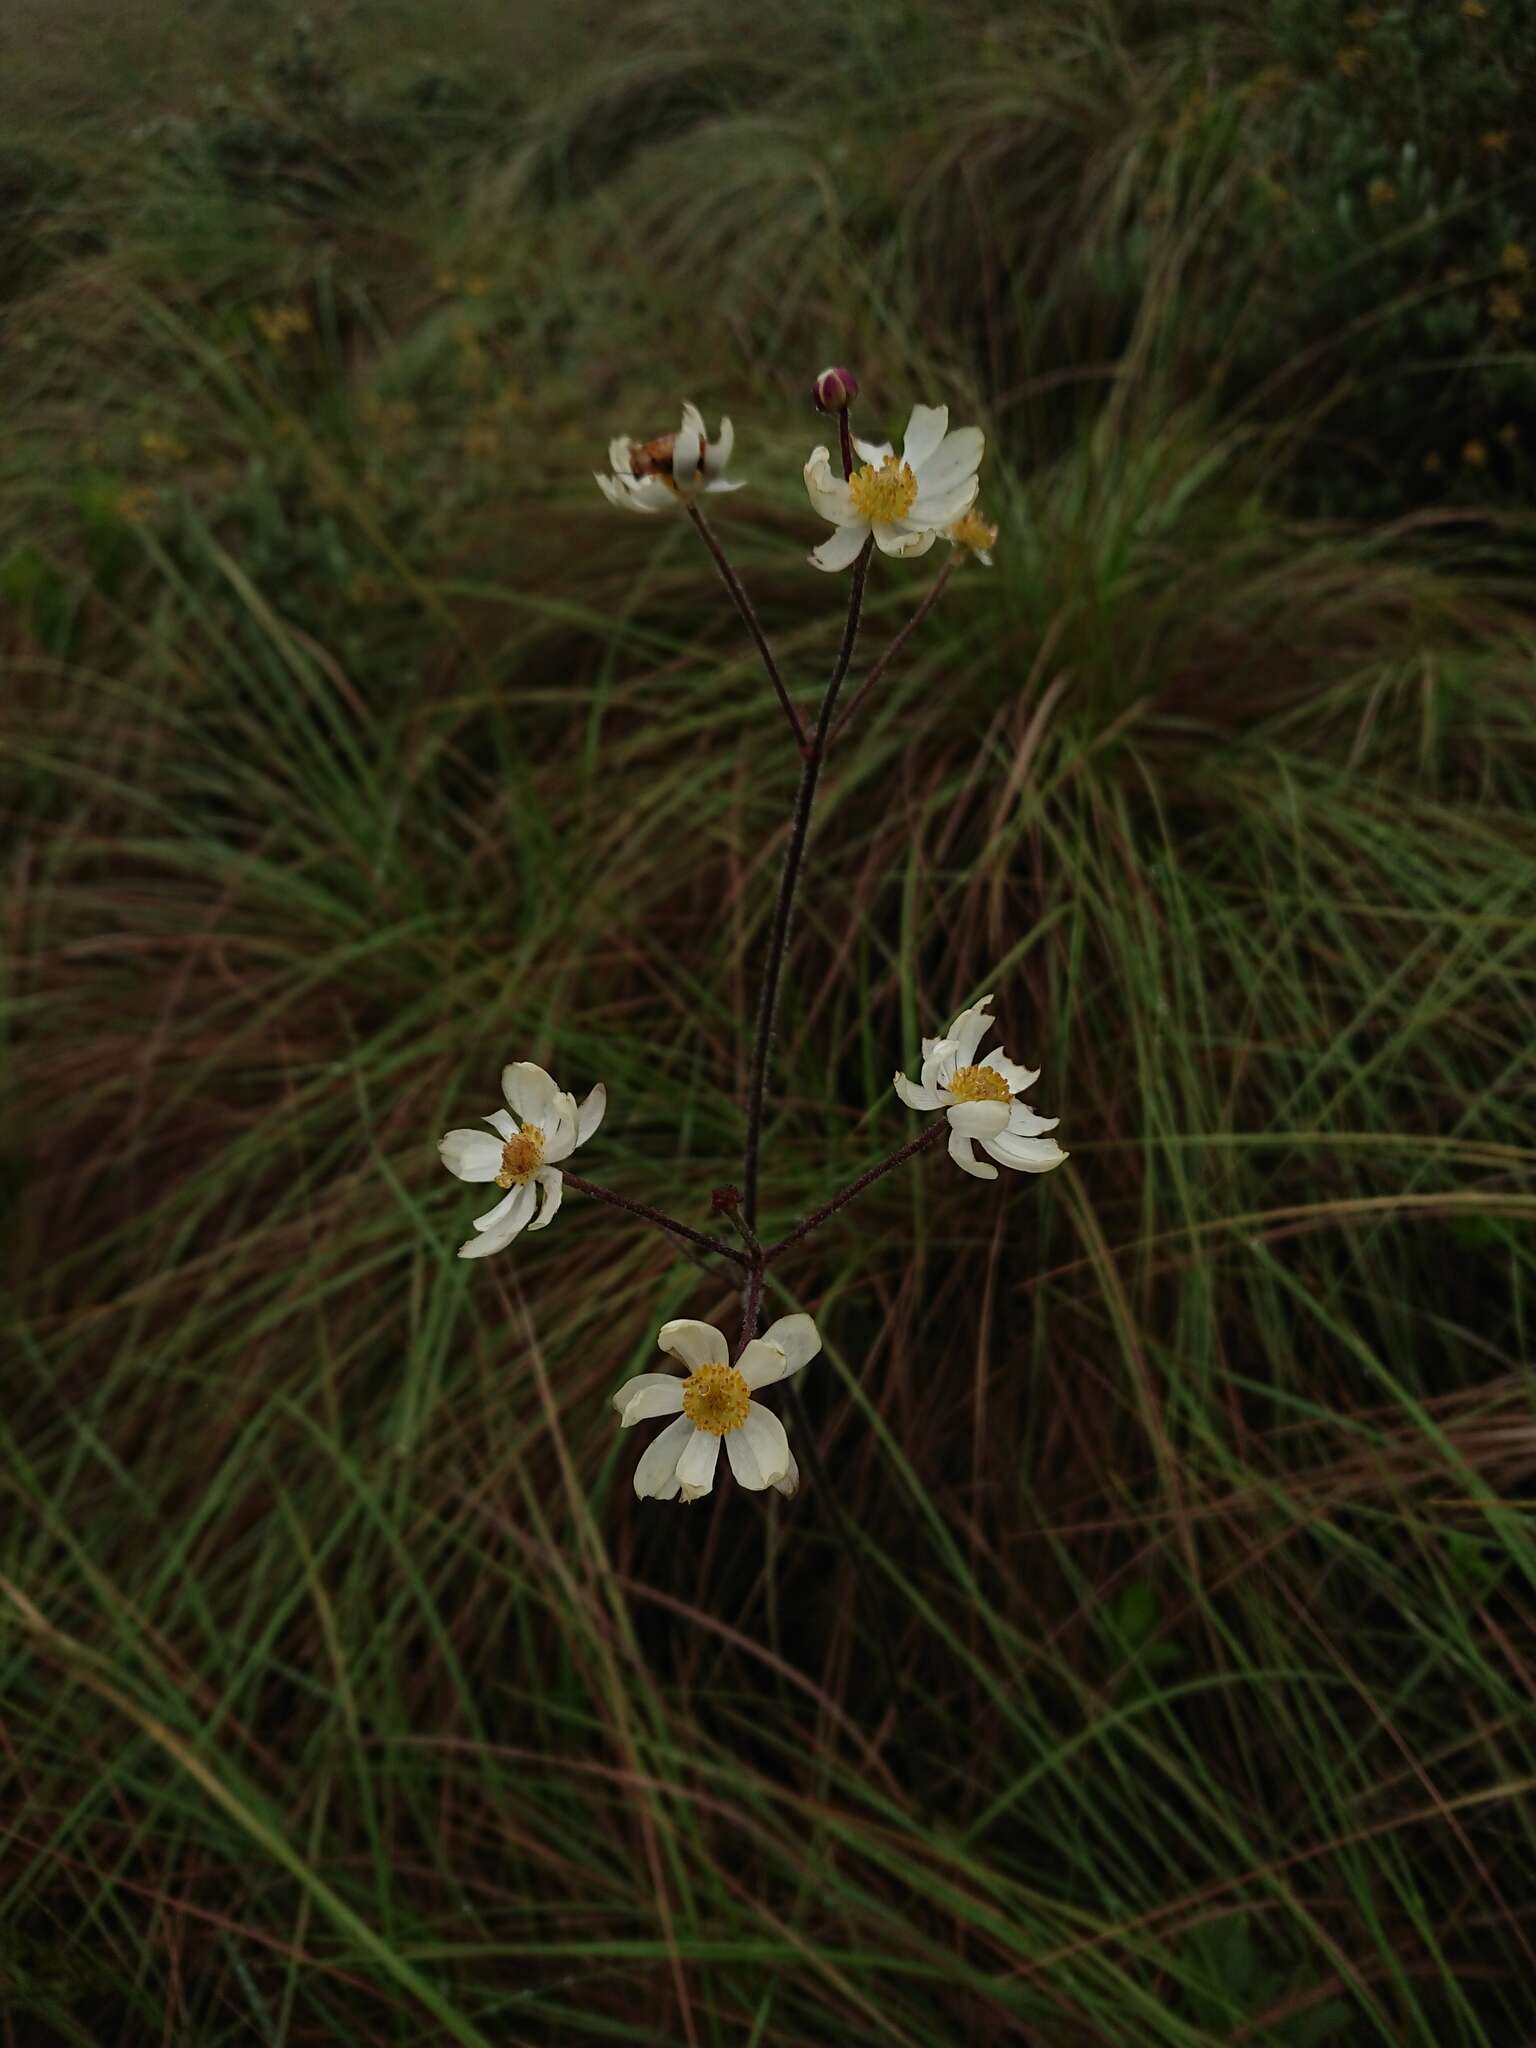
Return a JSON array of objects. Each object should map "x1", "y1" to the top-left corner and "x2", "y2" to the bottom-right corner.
[
  {"x1": 1422, "y1": 451, "x2": 1443, "y2": 474},
  {"x1": 438, "y1": 1061, "x2": 606, "y2": 1259},
  {"x1": 139, "y1": 428, "x2": 187, "y2": 465},
  {"x1": 1502, "y1": 243, "x2": 1529, "y2": 274},
  {"x1": 1335, "y1": 46, "x2": 1368, "y2": 78},
  {"x1": 1367, "y1": 177, "x2": 1397, "y2": 208},
  {"x1": 894, "y1": 993, "x2": 1066, "y2": 1180},
  {"x1": 1462, "y1": 0, "x2": 1487, "y2": 18},
  {"x1": 804, "y1": 403, "x2": 983, "y2": 572},
  {"x1": 614, "y1": 1314, "x2": 820, "y2": 1502},
  {"x1": 1481, "y1": 130, "x2": 1510, "y2": 155},
  {"x1": 947, "y1": 506, "x2": 998, "y2": 566},
  {"x1": 597, "y1": 401, "x2": 741, "y2": 514},
  {"x1": 254, "y1": 303, "x2": 311, "y2": 346},
  {"x1": 1498, "y1": 423, "x2": 1520, "y2": 448},
  {"x1": 1463, "y1": 439, "x2": 1488, "y2": 468},
  {"x1": 1488, "y1": 286, "x2": 1523, "y2": 325}
]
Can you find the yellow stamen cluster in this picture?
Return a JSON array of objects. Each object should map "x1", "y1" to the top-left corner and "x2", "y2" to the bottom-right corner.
[
  {"x1": 681, "y1": 1362, "x2": 751, "y2": 1435},
  {"x1": 949, "y1": 509, "x2": 999, "y2": 555},
  {"x1": 496, "y1": 1125, "x2": 545, "y2": 1188},
  {"x1": 947, "y1": 1064, "x2": 1012, "y2": 1104},
  {"x1": 848, "y1": 454, "x2": 918, "y2": 525}
]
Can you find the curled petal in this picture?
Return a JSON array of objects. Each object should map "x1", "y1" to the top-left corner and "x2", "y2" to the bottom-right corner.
[
  {"x1": 634, "y1": 1414, "x2": 693, "y2": 1499},
  {"x1": 472, "y1": 1186, "x2": 521, "y2": 1232},
  {"x1": 852, "y1": 435, "x2": 894, "y2": 465},
  {"x1": 760, "y1": 1313, "x2": 821, "y2": 1374},
  {"x1": 804, "y1": 446, "x2": 860, "y2": 526},
  {"x1": 872, "y1": 522, "x2": 938, "y2": 558},
  {"x1": 771, "y1": 1446, "x2": 800, "y2": 1498},
  {"x1": 1006, "y1": 1101, "x2": 1058, "y2": 1138},
  {"x1": 658, "y1": 1319, "x2": 730, "y2": 1370},
  {"x1": 903, "y1": 477, "x2": 979, "y2": 529},
  {"x1": 982, "y1": 1049, "x2": 1040, "y2": 1094},
  {"x1": 912, "y1": 425, "x2": 985, "y2": 496},
  {"x1": 576, "y1": 1083, "x2": 606, "y2": 1145},
  {"x1": 457, "y1": 1181, "x2": 538, "y2": 1255},
  {"x1": 981, "y1": 1132, "x2": 1068, "y2": 1173},
  {"x1": 614, "y1": 1374, "x2": 686, "y2": 1426},
  {"x1": 607, "y1": 436, "x2": 634, "y2": 474},
  {"x1": 703, "y1": 414, "x2": 734, "y2": 478},
  {"x1": 737, "y1": 1338, "x2": 788, "y2": 1391},
  {"x1": 484, "y1": 1109, "x2": 516, "y2": 1140},
  {"x1": 439, "y1": 1129, "x2": 504, "y2": 1182},
  {"x1": 528, "y1": 1165, "x2": 564, "y2": 1229},
  {"x1": 727, "y1": 1403, "x2": 791, "y2": 1491},
  {"x1": 672, "y1": 419, "x2": 702, "y2": 488},
  {"x1": 503, "y1": 1061, "x2": 558, "y2": 1125},
  {"x1": 894, "y1": 1070, "x2": 945, "y2": 1111},
  {"x1": 920, "y1": 1038, "x2": 961, "y2": 1092},
  {"x1": 947, "y1": 996, "x2": 995, "y2": 1063},
  {"x1": 947, "y1": 1127, "x2": 998, "y2": 1180},
  {"x1": 704, "y1": 477, "x2": 747, "y2": 494}
]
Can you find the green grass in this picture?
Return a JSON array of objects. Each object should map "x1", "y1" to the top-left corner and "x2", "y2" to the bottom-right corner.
[{"x1": 4, "y1": 2, "x2": 1536, "y2": 2042}]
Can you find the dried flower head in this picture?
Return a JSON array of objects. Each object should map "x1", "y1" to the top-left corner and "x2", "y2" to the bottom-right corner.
[{"x1": 596, "y1": 402, "x2": 741, "y2": 514}]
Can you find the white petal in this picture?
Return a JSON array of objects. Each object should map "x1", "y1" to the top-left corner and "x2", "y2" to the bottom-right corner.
[
  {"x1": 727, "y1": 1403, "x2": 791, "y2": 1491},
  {"x1": 808, "y1": 521, "x2": 870, "y2": 572},
  {"x1": 771, "y1": 1445, "x2": 800, "y2": 1498},
  {"x1": 1006, "y1": 1100, "x2": 1059, "y2": 1137},
  {"x1": 759, "y1": 1313, "x2": 820, "y2": 1374},
  {"x1": 703, "y1": 415, "x2": 733, "y2": 478},
  {"x1": 595, "y1": 472, "x2": 633, "y2": 509},
  {"x1": 981, "y1": 1133, "x2": 1068, "y2": 1174},
  {"x1": 657, "y1": 1319, "x2": 730, "y2": 1370},
  {"x1": 528, "y1": 1165, "x2": 563, "y2": 1229},
  {"x1": 901, "y1": 403, "x2": 949, "y2": 471},
  {"x1": 634, "y1": 1414, "x2": 694, "y2": 1499},
  {"x1": 541, "y1": 1091, "x2": 579, "y2": 1163},
  {"x1": 680, "y1": 401, "x2": 707, "y2": 442},
  {"x1": 607, "y1": 436, "x2": 634, "y2": 474},
  {"x1": 576, "y1": 1083, "x2": 606, "y2": 1145},
  {"x1": 472, "y1": 1186, "x2": 520, "y2": 1231},
  {"x1": 852, "y1": 435, "x2": 894, "y2": 465},
  {"x1": 629, "y1": 476, "x2": 676, "y2": 511},
  {"x1": 946, "y1": 1100, "x2": 1011, "y2": 1138},
  {"x1": 484, "y1": 1109, "x2": 516, "y2": 1140},
  {"x1": 948, "y1": 996, "x2": 995, "y2": 1063},
  {"x1": 457, "y1": 1181, "x2": 537, "y2": 1255},
  {"x1": 983, "y1": 1049, "x2": 1040, "y2": 1094},
  {"x1": 948, "y1": 1127, "x2": 998, "y2": 1180},
  {"x1": 676, "y1": 1428, "x2": 721, "y2": 1501},
  {"x1": 503, "y1": 1062, "x2": 558, "y2": 1125},
  {"x1": 904, "y1": 477, "x2": 979, "y2": 528},
  {"x1": 872, "y1": 522, "x2": 938, "y2": 558},
  {"x1": 804, "y1": 446, "x2": 860, "y2": 526},
  {"x1": 920, "y1": 1038, "x2": 961, "y2": 1091},
  {"x1": 911, "y1": 425, "x2": 984, "y2": 496},
  {"x1": 737, "y1": 1338, "x2": 788, "y2": 1391},
  {"x1": 672, "y1": 420, "x2": 702, "y2": 488},
  {"x1": 438, "y1": 1129, "x2": 504, "y2": 1182},
  {"x1": 704, "y1": 477, "x2": 747, "y2": 493},
  {"x1": 614, "y1": 1374, "x2": 686, "y2": 1425},
  {"x1": 894, "y1": 1070, "x2": 945, "y2": 1111}
]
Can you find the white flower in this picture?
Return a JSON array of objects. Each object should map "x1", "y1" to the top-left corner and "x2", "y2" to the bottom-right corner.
[
  {"x1": 803, "y1": 402, "x2": 983, "y2": 572},
  {"x1": 613, "y1": 1313, "x2": 821, "y2": 1503},
  {"x1": 946, "y1": 506, "x2": 998, "y2": 566},
  {"x1": 894, "y1": 994, "x2": 1066, "y2": 1181},
  {"x1": 438, "y1": 1061, "x2": 606, "y2": 1259},
  {"x1": 595, "y1": 401, "x2": 742, "y2": 514}
]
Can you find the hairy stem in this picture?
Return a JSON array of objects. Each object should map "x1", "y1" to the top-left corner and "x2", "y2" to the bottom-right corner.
[
  {"x1": 560, "y1": 1171, "x2": 748, "y2": 1265},
  {"x1": 687, "y1": 503, "x2": 806, "y2": 747},
  {"x1": 764, "y1": 1119, "x2": 946, "y2": 1264},
  {"x1": 830, "y1": 554, "x2": 957, "y2": 747},
  {"x1": 741, "y1": 536, "x2": 873, "y2": 1233}
]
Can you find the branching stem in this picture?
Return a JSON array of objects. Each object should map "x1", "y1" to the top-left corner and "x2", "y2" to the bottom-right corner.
[
  {"x1": 561, "y1": 1172, "x2": 748, "y2": 1266},
  {"x1": 764, "y1": 1120, "x2": 946, "y2": 1263},
  {"x1": 687, "y1": 503, "x2": 806, "y2": 747},
  {"x1": 830, "y1": 554, "x2": 957, "y2": 747}
]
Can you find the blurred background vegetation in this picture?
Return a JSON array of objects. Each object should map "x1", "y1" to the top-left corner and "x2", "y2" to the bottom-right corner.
[{"x1": 3, "y1": 1, "x2": 1535, "y2": 2041}]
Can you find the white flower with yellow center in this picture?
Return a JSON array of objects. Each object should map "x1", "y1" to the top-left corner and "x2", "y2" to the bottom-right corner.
[
  {"x1": 803, "y1": 402, "x2": 983, "y2": 572},
  {"x1": 894, "y1": 994, "x2": 1066, "y2": 1181},
  {"x1": 438, "y1": 1061, "x2": 606, "y2": 1259},
  {"x1": 595, "y1": 401, "x2": 741, "y2": 514},
  {"x1": 613, "y1": 1313, "x2": 820, "y2": 1502},
  {"x1": 947, "y1": 506, "x2": 998, "y2": 566}
]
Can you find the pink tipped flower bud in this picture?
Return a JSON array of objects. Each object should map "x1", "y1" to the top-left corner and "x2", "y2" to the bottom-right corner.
[{"x1": 812, "y1": 365, "x2": 860, "y2": 413}]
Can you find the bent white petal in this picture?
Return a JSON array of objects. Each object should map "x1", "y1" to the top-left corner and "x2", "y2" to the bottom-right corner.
[
  {"x1": 981, "y1": 1132, "x2": 1068, "y2": 1173},
  {"x1": 503, "y1": 1061, "x2": 559, "y2": 1125},
  {"x1": 946, "y1": 1099, "x2": 1012, "y2": 1138},
  {"x1": 672, "y1": 420, "x2": 701, "y2": 486},
  {"x1": 485, "y1": 1108, "x2": 516, "y2": 1140},
  {"x1": 727, "y1": 1403, "x2": 791, "y2": 1491},
  {"x1": 618, "y1": 1377, "x2": 687, "y2": 1426},
  {"x1": 704, "y1": 414, "x2": 734, "y2": 478},
  {"x1": 982, "y1": 1049, "x2": 1040, "y2": 1093},
  {"x1": 920, "y1": 1038, "x2": 961, "y2": 1092},
  {"x1": 657, "y1": 1318, "x2": 730, "y2": 1370},
  {"x1": 947, "y1": 1127, "x2": 998, "y2": 1180},
  {"x1": 457, "y1": 1181, "x2": 538, "y2": 1256},
  {"x1": 804, "y1": 447, "x2": 860, "y2": 526},
  {"x1": 612, "y1": 1371, "x2": 684, "y2": 1421},
  {"x1": 634, "y1": 1414, "x2": 694, "y2": 1498},
  {"x1": 528, "y1": 1165, "x2": 564, "y2": 1229},
  {"x1": 1006, "y1": 1101, "x2": 1058, "y2": 1137},
  {"x1": 472, "y1": 1186, "x2": 521, "y2": 1232},
  {"x1": 760, "y1": 1313, "x2": 821, "y2": 1375},
  {"x1": 439, "y1": 1129, "x2": 504, "y2": 1182},
  {"x1": 852, "y1": 435, "x2": 894, "y2": 465},
  {"x1": 737, "y1": 1337, "x2": 789, "y2": 1391},
  {"x1": 894, "y1": 1070, "x2": 946, "y2": 1111},
  {"x1": 541, "y1": 1090, "x2": 579, "y2": 1163},
  {"x1": 576, "y1": 1083, "x2": 606, "y2": 1145},
  {"x1": 771, "y1": 1445, "x2": 800, "y2": 1498},
  {"x1": 872, "y1": 521, "x2": 937, "y2": 558},
  {"x1": 809, "y1": 521, "x2": 870, "y2": 573},
  {"x1": 913, "y1": 426, "x2": 984, "y2": 497}
]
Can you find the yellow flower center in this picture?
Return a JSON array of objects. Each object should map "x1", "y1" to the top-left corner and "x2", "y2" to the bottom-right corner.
[
  {"x1": 496, "y1": 1125, "x2": 544, "y2": 1188},
  {"x1": 680, "y1": 1361, "x2": 751, "y2": 1436},
  {"x1": 949, "y1": 509, "x2": 998, "y2": 554},
  {"x1": 848, "y1": 454, "x2": 918, "y2": 525},
  {"x1": 947, "y1": 1064, "x2": 1011, "y2": 1104}
]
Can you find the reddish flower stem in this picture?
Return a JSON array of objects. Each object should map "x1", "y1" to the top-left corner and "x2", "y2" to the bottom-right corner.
[
  {"x1": 687, "y1": 503, "x2": 807, "y2": 747},
  {"x1": 560, "y1": 1171, "x2": 748, "y2": 1265},
  {"x1": 763, "y1": 1119, "x2": 946, "y2": 1263},
  {"x1": 829, "y1": 554, "x2": 957, "y2": 747}
]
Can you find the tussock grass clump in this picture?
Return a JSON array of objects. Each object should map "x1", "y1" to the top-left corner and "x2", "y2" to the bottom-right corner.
[{"x1": 3, "y1": 3, "x2": 1536, "y2": 2043}]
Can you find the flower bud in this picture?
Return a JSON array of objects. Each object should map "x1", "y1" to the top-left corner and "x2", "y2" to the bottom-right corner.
[{"x1": 812, "y1": 365, "x2": 859, "y2": 413}]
